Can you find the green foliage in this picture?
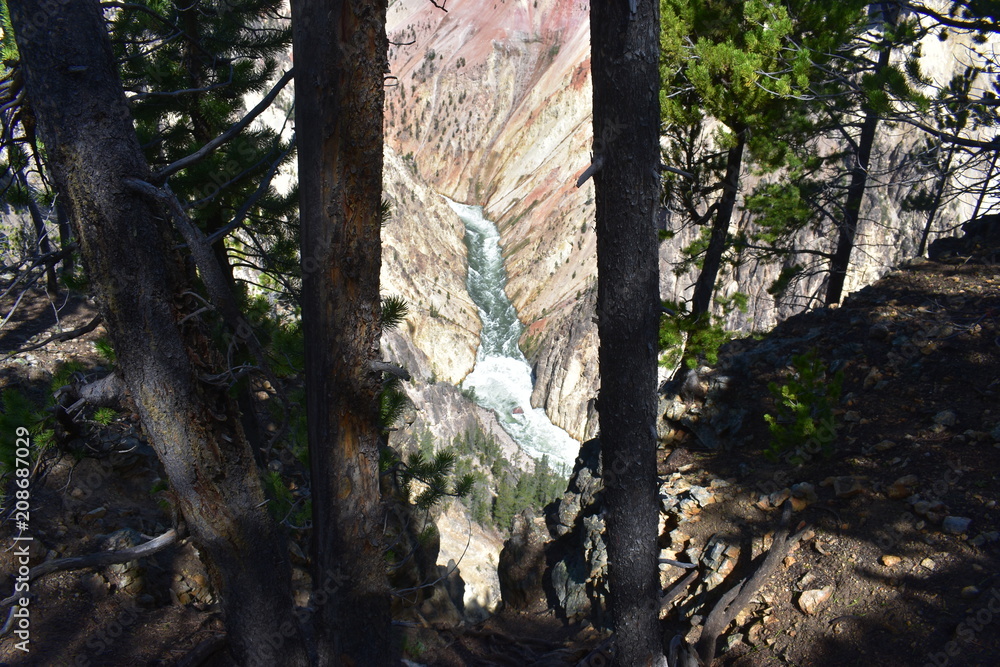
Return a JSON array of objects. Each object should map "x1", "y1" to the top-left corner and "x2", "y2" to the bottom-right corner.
[
  {"x1": 374, "y1": 293, "x2": 412, "y2": 433},
  {"x1": 380, "y1": 295, "x2": 409, "y2": 332},
  {"x1": 380, "y1": 198, "x2": 392, "y2": 227},
  {"x1": 93, "y1": 337, "x2": 116, "y2": 366},
  {"x1": 658, "y1": 300, "x2": 736, "y2": 370},
  {"x1": 109, "y1": 0, "x2": 299, "y2": 307},
  {"x1": 263, "y1": 468, "x2": 310, "y2": 524},
  {"x1": 490, "y1": 454, "x2": 565, "y2": 532},
  {"x1": 0, "y1": 388, "x2": 56, "y2": 506},
  {"x1": 384, "y1": 447, "x2": 474, "y2": 511},
  {"x1": 378, "y1": 376, "x2": 411, "y2": 433},
  {"x1": 401, "y1": 636, "x2": 426, "y2": 659},
  {"x1": 767, "y1": 264, "x2": 805, "y2": 299},
  {"x1": 431, "y1": 426, "x2": 568, "y2": 531},
  {"x1": 93, "y1": 407, "x2": 118, "y2": 426},
  {"x1": 763, "y1": 349, "x2": 842, "y2": 461}
]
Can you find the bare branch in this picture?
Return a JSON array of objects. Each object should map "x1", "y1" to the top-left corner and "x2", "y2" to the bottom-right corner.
[
  {"x1": 370, "y1": 360, "x2": 412, "y2": 381},
  {"x1": 1, "y1": 313, "x2": 102, "y2": 359},
  {"x1": 1, "y1": 529, "x2": 178, "y2": 609},
  {"x1": 152, "y1": 68, "x2": 294, "y2": 183},
  {"x1": 576, "y1": 154, "x2": 604, "y2": 187}
]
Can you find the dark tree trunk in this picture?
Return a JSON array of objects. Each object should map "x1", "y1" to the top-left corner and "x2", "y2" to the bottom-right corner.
[
  {"x1": 8, "y1": 2, "x2": 308, "y2": 664},
  {"x1": 55, "y1": 199, "x2": 74, "y2": 279},
  {"x1": 826, "y1": 16, "x2": 894, "y2": 305},
  {"x1": 691, "y1": 130, "x2": 745, "y2": 319},
  {"x1": 292, "y1": 0, "x2": 392, "y2": 664},
  {"x1": 917, "y1": 144, "x2": 955, "y2": 257},
  {"x1": 590, "y1": 1, "x2": 665, "y2": 665}
]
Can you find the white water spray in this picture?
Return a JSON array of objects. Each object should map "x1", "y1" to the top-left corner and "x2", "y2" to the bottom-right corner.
[{"x1": 445, "y1": 198, "x2": 579, "y2": 471}]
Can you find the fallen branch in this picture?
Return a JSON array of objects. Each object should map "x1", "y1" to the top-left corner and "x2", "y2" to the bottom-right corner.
[
  {"x1": 2, "y1": 528, "x2": 178, "y2": 606},
  {"x1": 694, "y1": 500, "x2": 808, "y2": 665},
  {"x1": 0, "y1": 529, "x2": 178, "y2": 636},
  {"x1": 60, "y1": 370, "x2": 127, "y2": 412},
  {"x1": 2, "y1": 313, "x2": 102, "y2": 359},
  {"x1": 661, "y1": 567, "x2": 699, "y2": 611}
]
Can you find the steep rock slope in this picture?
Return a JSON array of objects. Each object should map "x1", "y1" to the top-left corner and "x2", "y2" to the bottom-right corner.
[
  {"x1": 385, "y1": 0, "x2": 597, "y2": 439},
  {"x1": 381, "y1": 145, "x2": 481, "y2": 385},
  {"x1": 383, "y1": 0, "x2": 990, "y2": 444}
]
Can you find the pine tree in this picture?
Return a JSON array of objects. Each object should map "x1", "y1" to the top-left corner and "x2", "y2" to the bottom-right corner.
[
  {"x1": 658, "y1": 1, "x2": 872, "y2": 371},
  {"x1": 110, "y1": 0, "x2": 297, "y2": 299}
]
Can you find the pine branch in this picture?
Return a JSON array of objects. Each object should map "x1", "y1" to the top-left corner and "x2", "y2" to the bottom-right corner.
[{"x1": 151, "y1": 68, "x2": 294, "y2": 184}]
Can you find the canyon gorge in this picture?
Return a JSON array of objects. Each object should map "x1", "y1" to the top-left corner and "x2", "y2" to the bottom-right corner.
[
  {"x1": 373, "y1": 0, "x2": 996, "y2": 619},
  {"x1": 380, "y1": 0, "x2": 988, "y2": 448}
]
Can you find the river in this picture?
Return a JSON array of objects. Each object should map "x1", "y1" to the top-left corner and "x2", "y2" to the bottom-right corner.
[{"x1": 444, "y1": 198, "x2": 579, "y2": 473}]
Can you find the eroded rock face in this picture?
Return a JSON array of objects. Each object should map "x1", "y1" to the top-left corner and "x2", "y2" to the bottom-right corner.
[
  {"x1": 497, "y1": 509, "x2": 548, "y2": 611},
  {"x1": 526, "y1": 286, "x2": 600, "y2": 442},
  {"x1": 433, "y1": 501, "x2": 505, "y2": 623},
  {"x1": 380, "y1": 0, "x2": 988, "y2": 445},
  {"x1": 381, "y1": 146, "x2": 480, "y2": 386}
]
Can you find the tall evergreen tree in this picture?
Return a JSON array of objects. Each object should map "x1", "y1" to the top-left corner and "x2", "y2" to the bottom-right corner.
[
  {"x1": 658, "y1": 0, "x2": 869, "y2": 367},
  {"x1": 5, "y1": 1, "x2": 310, "y2": 663},
  {"x1": 590, "y1": 1, "x2": 664, "y2": 664}
]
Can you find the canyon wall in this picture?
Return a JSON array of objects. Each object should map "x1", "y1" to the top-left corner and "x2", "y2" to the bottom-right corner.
[
  {"x1": 382, "y1": 0, "x2": 991, "y2": 443},
  {"x1": 385, "y1": 0, "x2": 599, "y2": 440}
]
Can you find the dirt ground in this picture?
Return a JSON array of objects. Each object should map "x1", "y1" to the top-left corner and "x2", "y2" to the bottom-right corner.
[
  {"x1": 0, "y1": 248, "x2": 997, "y2": 666},
  {"x1": 649, "y1": 255, "x2": 1000, "y2": 667}
]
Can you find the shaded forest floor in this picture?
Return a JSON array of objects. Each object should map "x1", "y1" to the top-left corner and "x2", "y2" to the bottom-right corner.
[
  {"x1": 0, "y1": 247, "x2": 997, "y2": 666},
  {"x1": 642, "y1": 253, "x2": 1000, "y2": 667}
]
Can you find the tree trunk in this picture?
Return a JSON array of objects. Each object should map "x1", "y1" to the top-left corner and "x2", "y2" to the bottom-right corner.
[
  {"x1": 917, "y1": 143, "x2": 955, "y2": 257},
  {"x1": 691, "y1": 130, "x2": 745, "y2": 319},
  {"x1": 291, "y1": 0, "x2": 392, "y2": 664},
  {"x1": 590, "y1": 2, "x2": 665, "y2": 666},
  {"x1": 8, "y1": 2, "x2": 308, "y2": 664},
  {"x1": 55, "y1": 199, "x2": 74, "y2": 279},
  {"x1": 826, "y1": 14, "x2": 894, "y2": 305}
]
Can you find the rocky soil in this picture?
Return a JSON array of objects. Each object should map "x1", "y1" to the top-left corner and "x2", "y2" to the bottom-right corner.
[
  {"x1": 0, "y1": 240, "x2": 996, "y2": 667},
  {"x1": 480, "y1": 248, "x2": 1000, "y2": 667}
]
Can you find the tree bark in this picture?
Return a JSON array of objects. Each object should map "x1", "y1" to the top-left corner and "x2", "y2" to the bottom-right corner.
[
  {"x1": 691, "y1": 130, "x2": 745, "y2": 319},
  {"x1": 291, "y1": 0, "x2": 392, "y2": 664},
  {"x1": 55, "y1": 199, "x2": 74, "y2": 279},
  {"x1": 8, "y1": 2, "x2": 308, "y2": 664},
  {"x1": 590, "y1": 1, "x2": 665, "y2": 666}
]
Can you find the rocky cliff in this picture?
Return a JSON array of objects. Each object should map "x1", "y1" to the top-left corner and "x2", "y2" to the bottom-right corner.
[
  {"x1": 384, "y1": 0, "x2": 597, "y2": 440},
  {"x1": 383, "y1": 0, "x2": 991, "y2": 444}
]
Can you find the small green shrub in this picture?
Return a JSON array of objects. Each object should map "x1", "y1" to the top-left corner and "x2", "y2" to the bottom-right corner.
[
  {"x1": 93, "y1": 407, "x2": 118, "y2": 426},
  {"x1": 763, "y1": 349, "x2": 843, "y2": 462},
  {"x1": 658, "y1": 301, "x2": 733, "y2": 370},
  {"x1": 93, "y1": 337, "x2": 116, "y2": 365}
]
